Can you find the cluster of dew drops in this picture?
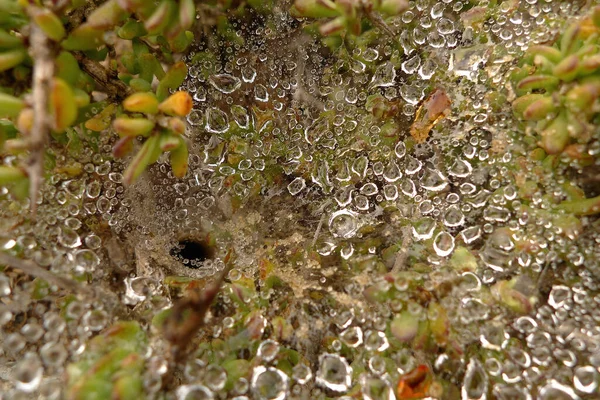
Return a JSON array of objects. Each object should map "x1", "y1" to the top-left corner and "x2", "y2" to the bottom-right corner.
[{"x1": 2, "y1": 0, "x2": 600, "y2": 399}]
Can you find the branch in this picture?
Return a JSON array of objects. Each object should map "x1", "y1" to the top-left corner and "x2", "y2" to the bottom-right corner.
[
  {"x1": 0, "y1": 251, "x2": 88, "y2": 294},
  {"x1": 73, "y1": 52, "x2": 133, "y2": 101},
  {"x1": 27, "y1": 24, "x2": 54, "y2": 217},
  {"x1": 162, "y1": 262, "x2": 232, "y2": 361},
  {"x1": 64, "y1": 0, "x2": 107, "y2": 31}
]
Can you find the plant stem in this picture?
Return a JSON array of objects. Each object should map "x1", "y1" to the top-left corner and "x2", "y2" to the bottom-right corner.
[
  {"x1": 73, "y1": 52, "x2": 133, "y2": 101},
  {"x1": 0, "y1": 251, "x2": 87, "y2": 294},
  {"x1": 27, "y1": 24, "x2": 54, "y2": 217}
]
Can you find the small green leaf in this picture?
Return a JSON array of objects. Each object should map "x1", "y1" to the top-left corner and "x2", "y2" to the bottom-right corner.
[
  {"x1": 144, "y1": 0, "x2": 175, "y2": 35},
  {"x1": 523, "y1": 96, "x2": 556, "y2": 121},
  {"x1": 50, "y1": 77, "x2": 78, "y2": 132},
  {"x1": 0, "y1": 48, "x2": 25, "y2": 72},
  {"x1": 0, "y1": 166, "x2": 27, "y2": 186},
  {"x1": 0, "y1": 91, "x2": 24, "y2": 118},
  {"x1": 540, "y1": 111, "x2": 569, "y2": 155},
  {"x1": 113, "y1": 117, "x2": 155, "y2": 137},
  {"x1": 391, "y1": 311, "x2": 419, "y2": 343},
  {"x1": 158, "y1": 91, "x2": 192, "y2": 116},
  {"x1": 123, "y1": 134, "x2": 162, "y2": 185},
  {"x1": 62, "y1": 25, "x2": 104, "y2": 51},
  {"x1": 56, "y1": 51, "x2": 81, "y2": 86},
  {"x1": 123, "y1": 92, "x2": 159, "y2": 114},
  {"x1": 85, "y1": 0, "x2": 128, "y2": 30},
  {"x1": 169, "y1": 136, "x2": 188, "y2": 178},
  {"x1": 32, "y1": 8, "x2": 66, "y2": 41},
  {"x1": 0, "y1": 29, "x2": 22, "y2": 49},
  {"x1": 516, "y1": 75, "x2": 559, "y2": 92},
  {"x1": 118, "y1": 19, "x2": 147, "y2": 39},
  {"x1": 156, "y1": 61, "x2": 188, "y2": 100}
]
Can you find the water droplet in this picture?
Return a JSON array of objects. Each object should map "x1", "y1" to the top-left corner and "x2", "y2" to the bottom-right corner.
[
  {"x1": 209, "y1": 74, "x2": 241, "y2": 94},
  {"x1": 287, "y1": 177, "x2": 306, "y2": 196},
  {"x1": 433, "y1": 231, "x2": 455, "y2": 257},
  {"x1": 329, "y1": 209, "x2": 358, "y2": 239},
  {"x1": 176, "y1": 384, "x2": 214, "y2": 400},
  {"x1": 58, "y1": 227, "x2": 81, "y2": 248},
  {"x1": 412, "y1": 217, "x2": 436, "y2": 240},
  {"x1": 251, "y1": 366, "x2": 289, "y2": 400},
  {"x1": 13, "y1": 352, "x2": 43, "y2": 393},
  {"x1": 206, "y1": 107, "x2": 229, "y2": 134},
  {"x1": 316, "y1": 353, "x2": 352, "y2": 393},
  {"x1": 462, "y1": 359, "x2": 488, "y2": 400},
  {"x1": 257, "y1": 340, "x2": 280, "y2": 362}
]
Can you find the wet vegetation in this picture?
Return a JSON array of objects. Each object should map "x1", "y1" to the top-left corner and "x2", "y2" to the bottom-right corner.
[{"x1": 1, "y1": 0, "x2": 600, "y2": 399}]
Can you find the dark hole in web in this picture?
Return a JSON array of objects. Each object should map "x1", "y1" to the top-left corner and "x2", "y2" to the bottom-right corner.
[{"x1": 170, "y1": 239, "x2": 214, "y2": 269}]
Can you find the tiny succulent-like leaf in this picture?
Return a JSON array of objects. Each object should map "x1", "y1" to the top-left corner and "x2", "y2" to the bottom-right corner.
[
  {"x1": 391, "y1": 311, "x2": 419, "y2": 342},
  {"x1": 0, "y1": 48, "x2": 25, "y2": 72},
  {"x1": 0, "y1": 91, "x2": 24, "y2": 118},
  {"x1": 55, "y1": 51, "x2": 81, "y2": 86},
  {"x1": 526, "y1": 45, "x2": 563, "y2": 64},
  {"x1": 292, "y1": 0, "x2": 339, "y2": 18},
  {"x1": 117, "y1": 19, "x2": 147, "y2": 39},
  {"x1": 523, "y1": 96, "x2": 556, "y2": 121},
  {"x1": 0, "y1": 166, "x2": 27, "y2": 185},
  {"x1": 580, "y1": 54, "x2": 600, "y2": 73},
  {"x1": 565, "y1": 82, "x2": 600, "y2": 112},
  {"x1": 512, "y1": 93, "x2": 546, "y2": 116},
  {"x1": 540, "y1": 111, "x2": 569, "y2": 155},
  {"x1": 144, "y1": 0, "x2": 175, "y2": 35},
  {"x1": 159, "y1": 133, "x2": 180, "y2": 151},
  {"x1": 113, "y1": 117, "x2": 155, "y2": 137},
  {"x1": 85, "y1": 0, "x2": 128, "y2": 30},
  {"x1": 123, "y1": 92, "x2": 159, "y2": 114},
  {"x1": 517, "y1": 75, "x2": 559, "y2": 92},
  {"x1": 168, "y1": 117, "x2": 186, "y2": 134},
  {"x1": 73, "y1": 88, "x2": 91, "y2": 108},
  {"x1": 169, "y1": 136, "x2": 188, "y2": 178},
  {"x1": 112, "y1": 135, "x2": 134, "y2": 158},
  {"x1": 158, "y1": 91, "x2": 192, "y2": 116},
  {"x1": 378, "y1": 0, "x2": 409, "y2": 16},
  {"x1": 123, "y1": 134, "x2": 161, "y2": 185},
  {"x1": 62, "y1": 25, "x2": 104, "y2": 50},
  {"x1": 156, "y1": 61, "x2": 188, "y2": 100},
  {"x1": 553, "y1": 54, "x2": 580, "y2": 82},
  {"x1": 319, "y1": 16, "x2": 347, "y2": 36},
  {"x1": 168, "y1": 29, "x2": 194, "y2": 53},
  {"x1": 557, "y1": 194, "x2": 600, "y2": 216},
  {"x1": 561, "y1": 22, "x2": 581, "y2": 56},
  {"x1": 32, "y1": 8, "x2": 66, "y2": 41},
  {"x1": 84, "y1": 104, "x2": 117, "y2": 132},
  {"x1": 50, "y1": 77, "x2": 78, "y2": 132},
  {"x1": 129, "y1": 78, "x2": 152, "y2": 92},
  {"x1": 0, "y1": 29, "x2": 22, "y2": 49},
  {"x1": 179, "y1": 0, "x2": 195, "y2": 30},
  {"x1": 428, "y1": 302, "x2": 449, "y2": 346},
  {"x1": 593, "y1": 6, "x2": 600, "y2": 27},
  {"x1": 16, "y1": 107, "x2": 33, "y2": 135}
]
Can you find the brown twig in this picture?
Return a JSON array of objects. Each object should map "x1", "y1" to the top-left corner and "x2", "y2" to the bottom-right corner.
[
  {"x1": 0, "y1": 251, "x2": 87, "y2": 294},
  {"x1": 63, "y1": 0, "x2": 107, "y2": 32},
  {"x1": 27, "y1": 24, "x2": 54, "y2": 217},
  {"x1": 162, "y1": 262, "x2": 232, "y2": 361},
  {"x1": 73, "y1": 52, "x2": 133, "y2": 101}
]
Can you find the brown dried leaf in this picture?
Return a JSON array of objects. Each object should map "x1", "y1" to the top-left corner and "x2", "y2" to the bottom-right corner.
[{"x1": 410, "y1": 88, "x2": 451, "y2": 144}]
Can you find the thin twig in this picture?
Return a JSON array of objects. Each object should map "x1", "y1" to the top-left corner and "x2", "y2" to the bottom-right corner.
[
  {"x1": 365, "y1": 10, "x2": 396, "y2": 38},
  {"x1": 73, "y1": 52, "x2": 133, "y2": 101},
  {"x1": 27, "y1": 24, "x2": 54, "y2": 217},
  {"x1": 162, "y1": 262, "x2": 232, "y2": 361},
  {"x1": 63, "y1": 0, "x2": 107, "y2": 31},
  {"x1": 0, "y1": 252, "x2": 87, "y2": 294}
]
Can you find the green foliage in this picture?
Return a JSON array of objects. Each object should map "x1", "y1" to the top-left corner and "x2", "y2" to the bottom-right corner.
[{"x1": 512, "y1": 7, "x2": 600, "y2": 156}]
